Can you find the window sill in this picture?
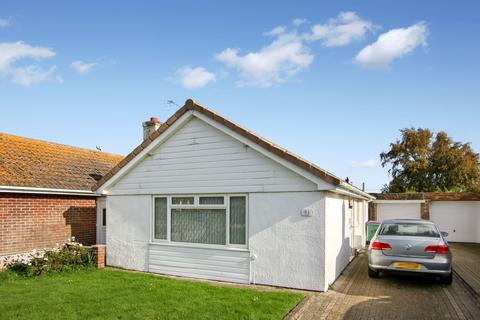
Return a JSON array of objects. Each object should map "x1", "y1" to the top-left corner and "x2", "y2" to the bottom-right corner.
[{"x1": 149, "y1": 241, "x2": 249, "y2": 252}]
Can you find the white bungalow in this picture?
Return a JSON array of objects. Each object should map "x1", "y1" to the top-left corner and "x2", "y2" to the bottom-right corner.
[{"x1": 94, "y1": 99, "x2": 374, "y2": 291}]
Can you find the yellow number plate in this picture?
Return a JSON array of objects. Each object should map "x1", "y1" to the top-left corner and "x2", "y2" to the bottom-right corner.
[{"x1": 393, "y1": 262, "x2": 422, "y2": 270}]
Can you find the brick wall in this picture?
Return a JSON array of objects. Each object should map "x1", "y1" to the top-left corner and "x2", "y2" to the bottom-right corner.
[{"x1": 0, "y1": 193, "x2": 97, "y2": 256}]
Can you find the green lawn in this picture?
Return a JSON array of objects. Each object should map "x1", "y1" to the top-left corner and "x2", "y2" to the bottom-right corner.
[{"x1": 0, "y1": 268, "x2": 303, "y2": 320}]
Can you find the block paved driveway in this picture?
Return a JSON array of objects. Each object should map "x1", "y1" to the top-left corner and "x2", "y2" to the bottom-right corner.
[{"x1": 293, "y1": 243, "x2": 480, "y2": 320}]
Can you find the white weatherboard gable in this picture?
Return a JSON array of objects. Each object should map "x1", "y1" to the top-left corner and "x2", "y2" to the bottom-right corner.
[
  {"x1": 97, "y1": 111, "x2": 195, "y2": 194},
  {"x1": 193, "y1": 111, "x2": 336, "y2": 191},
  {"x1": 107, "y1": 115, "x2": 327, "y2": 194}
]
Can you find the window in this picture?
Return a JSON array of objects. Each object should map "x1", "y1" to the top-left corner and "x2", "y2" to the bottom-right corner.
[
  {"x1": 171, "y1": 209, "x2": 226, "y2": 245},
  {"x1": 153, "y1": 195, "x2": 247, "y2": 247},
  {"x1": 229, "y1": 197, "x2": 246, "y2": 244},
  {"x1": 154, "y1": 197, "x2": 167, "y2": 239},
  {"x1": 171, "y1": 196, "x2": 194, "y2": 205},
  {"x1": 199, "y1": 196, "x2": 224, "y2": 205},
  {"x1": 379, "y1": 223, "x2": 440, "y2": 238},
  {"x1": 102, "y1": 208, "x2": 106, "y2": 227}
]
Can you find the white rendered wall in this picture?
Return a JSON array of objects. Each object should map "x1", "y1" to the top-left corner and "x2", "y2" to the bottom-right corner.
[
  {"x1": 107, "y1": 191, "x2": 327, "y2": 290},
  {"x1": 248, "y1": 191, "x2": 326, "y2": 291},
  {"x1": 430, "y1": 201, "x2": 480, "y2": 243},
  {"x1": 108, "y1": 195, "x2": 250, "y2": 283},
  {"x1": 106, "y1": 195, "x2": 151, "y2": 271},
  {"x1": 324, "y1": 193, "x2": 354, "y2": 289},
  {"x1": 376, "y1": 203, "x2": 421, "y2": 221}
]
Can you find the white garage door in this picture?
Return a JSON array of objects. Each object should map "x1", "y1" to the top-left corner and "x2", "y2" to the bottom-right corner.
[
  {"x1": 376, "y1": 203, "x2": 421, "y2": 221},
  {"x1": 430, "y1": 201, "x2": 480, "y2": 243}
]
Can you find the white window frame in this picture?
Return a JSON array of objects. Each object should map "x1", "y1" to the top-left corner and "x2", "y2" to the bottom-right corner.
[
  {"x1": 151, "y1": 194, "x2": 248, "y2": 250},
  {"x1": 198, "y1": 195, "x2": 226, "y2": 206},
  {"x1": 170, "y1": 195, "x2": 196, "y2": 207}
]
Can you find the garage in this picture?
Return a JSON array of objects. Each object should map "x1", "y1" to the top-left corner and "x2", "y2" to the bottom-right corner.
[
  {"x1": 375, "y1": 201, "x2": 422, "y2": 221},
  {"x1": 430, "y1": 201, "x2": 480, "y2": 243}
]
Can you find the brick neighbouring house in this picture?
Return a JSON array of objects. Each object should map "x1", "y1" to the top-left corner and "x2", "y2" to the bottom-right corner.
[{"x1": 0, "y1": 133, "x2": 123, "y2": 256}]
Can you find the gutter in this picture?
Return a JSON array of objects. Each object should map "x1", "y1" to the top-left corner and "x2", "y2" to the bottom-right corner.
[
  {"x1": 332, "y1": 187, "x2": 372, "y2": 201},
  {"x1": 0, "y1": 186, "x2": 99, "y2": 197},
  {"x1": 373, "y1": 200, "x2": 425, "y2": 204},
  {"x1": 337, "y1": 181, "x2": 376, "y2": 201}
]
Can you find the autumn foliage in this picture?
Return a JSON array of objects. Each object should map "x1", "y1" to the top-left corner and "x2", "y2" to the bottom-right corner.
[{"x1": 381, "y1": 128, "x2": 480, "y2": 193}]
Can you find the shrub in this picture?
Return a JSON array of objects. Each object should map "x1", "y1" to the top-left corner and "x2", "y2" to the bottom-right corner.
[{"x1": 1, "y1": 238, "x2": 95, "y2": 277}]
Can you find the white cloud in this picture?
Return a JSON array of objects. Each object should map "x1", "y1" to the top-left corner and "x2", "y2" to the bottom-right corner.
[
  {"x1": 264, "y1": 25, "x2": 286, "y2": 37},
  {"x1": 215, "y1": 32, "x2": 313, "y2": 87},
  {"x1": 10, "y1": 65, "x2": 56, "y2": 86},
  {"x1": 351, "y1": 159, "x2": 377, "y2": 168},
  {"x1": 0, "y1": 18, "x2": 9, "y2": 27},
  {"x1": 0, "y1": 41, "x2": 56, "y2": 86},
  {"x1": 355, "y1": 22, "x2": 428, "y2": 69},
  {"x1": 70, "y1": 60, "x2": 97, "y2": 75},
  {"x1": 304, "y1": 11, "x2": 374, "y2": 47},
  {"x1": 293, "y1": 18, "x2": 308, "y2": 26},
  {"x1": 175, "y1": 66, "x2": 216, "y2": 89}
]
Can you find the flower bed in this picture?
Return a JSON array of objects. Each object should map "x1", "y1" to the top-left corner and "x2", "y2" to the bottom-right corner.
[{"x1": 0, "y1": 238, "x2": 95, "y2": 277}]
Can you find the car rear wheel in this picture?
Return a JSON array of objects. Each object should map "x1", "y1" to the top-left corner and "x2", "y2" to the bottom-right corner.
[
  {"x1": 440, "y1": 271, "x2": 453, "y2": 285},
  {"x1": 368, "y1": 266, "x2": 379, "y2": 278}
]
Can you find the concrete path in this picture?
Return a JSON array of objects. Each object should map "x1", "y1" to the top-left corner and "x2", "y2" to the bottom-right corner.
[{"x1": 292, "y1": 246, "x2": 480, "y2": 320}]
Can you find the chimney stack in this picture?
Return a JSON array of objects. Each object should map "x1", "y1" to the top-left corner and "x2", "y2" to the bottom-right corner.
[{"x1": 143, "y1": 117, "x2": 161, "y2": 140}]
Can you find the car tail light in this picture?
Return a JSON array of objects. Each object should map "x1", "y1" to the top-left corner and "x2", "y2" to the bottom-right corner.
[
  {"x1": 425, "y1": 245, "x2": 449, "y2": 254},
  {"x1": 371, "y1": 241, "x2": 392, "y2": 250}
]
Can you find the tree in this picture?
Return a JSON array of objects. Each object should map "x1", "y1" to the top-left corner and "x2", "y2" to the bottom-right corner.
[{"x1": 380, "y1": 128, "x2": 480, "y2": 193}]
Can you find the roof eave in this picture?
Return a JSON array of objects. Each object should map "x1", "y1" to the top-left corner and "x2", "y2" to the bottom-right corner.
[
  {"x1": 336, "y1": 182, "x2": 376, "y2": 200},
  {"x1": 0, "y1": 186, "x2": 99, "y2": 197}
]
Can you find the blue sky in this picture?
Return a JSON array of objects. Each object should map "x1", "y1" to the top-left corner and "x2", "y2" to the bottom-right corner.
[{"x1": 1, "y1": 1, "x2": 479, "y2": 192}]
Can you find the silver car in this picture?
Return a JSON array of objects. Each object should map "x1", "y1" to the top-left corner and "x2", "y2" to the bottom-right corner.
[{"x1": 368, "y1": 219, "x2": 452, "y2": 285}]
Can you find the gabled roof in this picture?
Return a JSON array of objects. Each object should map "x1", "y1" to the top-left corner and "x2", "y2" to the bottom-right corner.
[
  {"x1": 0, "y1": 133, "x2": 124, "y2": 192},
  {"x1": 93, "y1": 99, "x2": 372, "y2": 199}
]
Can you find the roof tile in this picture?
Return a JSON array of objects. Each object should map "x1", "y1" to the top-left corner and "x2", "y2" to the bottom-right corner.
[{"x1": 0, "y1": 133, "x2": 123, "y2": 191}]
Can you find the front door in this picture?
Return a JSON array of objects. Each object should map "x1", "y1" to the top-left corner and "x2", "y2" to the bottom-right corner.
[{"x1": 96, "y1": 198, "x2": 106, "y2": 244}]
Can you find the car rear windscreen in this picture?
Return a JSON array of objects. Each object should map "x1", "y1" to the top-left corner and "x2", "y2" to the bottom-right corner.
[{"x1": 379, "y1": 223, "x2": 440, "y2": 238}]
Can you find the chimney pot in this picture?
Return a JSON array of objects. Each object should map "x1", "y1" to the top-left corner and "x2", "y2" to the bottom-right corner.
[{"x1": 143, "y1": 117, "x2": 162, "y2": 141}]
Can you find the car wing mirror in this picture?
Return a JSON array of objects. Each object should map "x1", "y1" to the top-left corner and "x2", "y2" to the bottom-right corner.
[{"x1": 441, "y1": 231, "x2": 449, "y2": 237}]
